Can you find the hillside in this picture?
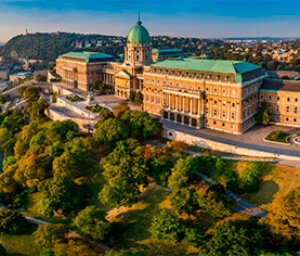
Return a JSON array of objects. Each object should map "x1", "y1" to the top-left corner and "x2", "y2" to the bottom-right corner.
[{"x1": 0, "y1": 32, "x2": 125, "y2": 62}]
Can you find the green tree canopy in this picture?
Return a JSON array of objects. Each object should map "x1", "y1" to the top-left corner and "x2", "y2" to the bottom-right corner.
[
  {"x1": 34, "y1": 224, "x2": 67, "y2": 250},
  {"x1": 199, "y1": 220, "x2": 267, "y2": 256},
  {"x1": 99, "y1": 139, "x2": 148, "y2": 207},
  {"x1": 256, "y1": 101, "x2": 272, "y2": 125},
  {"x1": 149, "y1": 209, "x2": 185, "y2": 242},
  {"x1": 73, "y1": 205, "x2": 111, "y2": 241},
  {"x1": 93, "y1": 118, "x2": 130, "y2": 148}
]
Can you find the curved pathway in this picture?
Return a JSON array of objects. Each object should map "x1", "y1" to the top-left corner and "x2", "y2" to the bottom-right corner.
[{"x1": 149, "y1": 141, "x2": 268, "y2": 217}]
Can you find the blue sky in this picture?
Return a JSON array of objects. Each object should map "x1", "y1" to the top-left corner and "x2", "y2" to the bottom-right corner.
[{"x1": 0, "y1": 0, "x2": 299, "y2": 41}]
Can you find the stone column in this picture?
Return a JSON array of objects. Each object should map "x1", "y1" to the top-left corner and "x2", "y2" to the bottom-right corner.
[
  {"x1": 183, "y1": 97, "x2": 185, "y2": 113},
  {"x1": 190, "y1": 98, "x2": 193, "y2": 114},
  {"x1": 175, "y1": 95, "x2": 178, "y2": 111},
  {"x1": 168, "y1": 93, "x2": 171, "y2": 110}
]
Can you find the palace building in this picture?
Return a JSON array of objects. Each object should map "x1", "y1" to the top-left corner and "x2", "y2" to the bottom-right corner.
[{"x1": 55, "y1": 17, "x2": 300, "y2": 134}]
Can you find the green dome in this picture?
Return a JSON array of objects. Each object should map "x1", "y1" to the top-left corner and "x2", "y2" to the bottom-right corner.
[{"x1": 127, "y1": 20, "x2": 150, "y2": 44}]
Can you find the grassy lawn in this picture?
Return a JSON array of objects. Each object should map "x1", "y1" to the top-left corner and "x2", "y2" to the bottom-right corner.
[
  {"x1": 243, "y1": 163, "x2": 300, "y2": 210},
  {"x1": 106, "y1": 185, "x2": 200, "y2": 256},
  {"x1": 0, "y1": 225, "x2": 41, "y2": 256},
  {"x1": 223, "y1": 161, "x2": 300, "y2": 210},
  {"x1": 265, "y1": 130, "x2": 290, "y2": 143}
]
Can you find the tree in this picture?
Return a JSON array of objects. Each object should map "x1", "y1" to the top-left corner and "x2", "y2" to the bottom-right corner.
[
  {"x1": 239, "y1": 162, "x2": 262, "y2": 193},
  {"x1": 92, "y1": 80, "x2": 107, "y2": 94},
  {"x1": 199, "y1": 221, "x2": 267, "y2": 256},
  {"x1": 26, "y1": 98, "x2": 49, "y2": 121},
  {"x1": 52, "y1": 137, "x2": 93, "y2": 179},
  {"x1": 264, "y1": 186, "x2": 300, "y2": 246},
  {"x1": 168, "y1": 156, "x2": 201, "y2": 191},
  {"x1": 98, "y1": 108, "x2": 114, "y2": 123},
  {"x1": 256, "y1": 101, "x2": 272, "y2": 125},
  {"x1": 121, "y1": 110, "x2": 162, "y2": 140},
  {"x1": 197, "y1": 191, "x2": 231, "y2": 219},
  {"x1": 34, "y1": 224, "x2": 67, "y2": 250},
  {"x1": 184, "y1": 227, "x2": 204, "y2": 247},
  {"x1": 0, "y1": 208, "x2": 28, "y2": 234},
  {"x1": 13, "y1": 151, "x2": 52, "y2": 188},
  {"x1": 99, "y1": 139, "x2": 148, "y2": 207},
  {"x1": 149, "y1": 209, "x2": 184, "y2": 242},
  {"x1": 113, "y1": 102, "x2": 130, "y2": 119},
  {"x1": 215, "y1": 156, "x2": 225, "y2": 174},
  {"x1": 170, "y1": 188, "x2": 199, "y2": 215},
  {"x1": 39, "y1": 177, "x2": 86, "y2": 217},
  {"x1": 93, "y1": 118, "x2": 130, "y2": 148},
  {"x1": 0, "y1": 164, "x2": 18, "y2": 194},
  {"x1": 73, "y1": 206, "x2": 111, "y2": 241}
]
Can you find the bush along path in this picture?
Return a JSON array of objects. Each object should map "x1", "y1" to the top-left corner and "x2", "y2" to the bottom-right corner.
[
  {"x1": 149, "y1": 142, "x2": 268, "y2": 217},
  {"x1": 0, "y1": 203, "x2": 117, "y2": 253}
]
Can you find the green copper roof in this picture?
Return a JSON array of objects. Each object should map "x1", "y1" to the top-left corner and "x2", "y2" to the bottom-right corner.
[
  {"x1": 127, "y1": 20, "x2": 150, "y2": 44},
  {"x1": 61, "y1": 52, "x2": 114, "y2": 63},
  {"x1": 152, "y1": 48, "x2": 183, "y2": 53},
  {"x1": 152, "y1": 58, "x2": 261, "y2": 74}
]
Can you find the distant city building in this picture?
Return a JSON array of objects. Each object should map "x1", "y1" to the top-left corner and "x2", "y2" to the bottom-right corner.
[
  {"x1": 9, "y1": 72, "x2": 32, "y2": 83},
  {"x1": 0, "y1": 70, "x2": 9, "y2": 80},
  {"x1": 267, "y1": 70, "x2": 299, "y2": 80}
]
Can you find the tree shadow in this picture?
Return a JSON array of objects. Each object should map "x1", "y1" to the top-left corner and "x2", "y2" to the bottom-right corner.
[
  {"x1": 247, "y1": 180, "x2": 280, "y2": 206},
  {"x1": 107, "y1": 187, "x2": 195, "y2": 255}
]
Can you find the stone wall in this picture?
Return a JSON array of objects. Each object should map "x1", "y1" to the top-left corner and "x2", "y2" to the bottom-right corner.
[
  {"x1": 47, "y1": 108, "x2": 97, "y2": 132},
  {"x1": 162, "y1": 127, "x2": 300, "y2": 162}
]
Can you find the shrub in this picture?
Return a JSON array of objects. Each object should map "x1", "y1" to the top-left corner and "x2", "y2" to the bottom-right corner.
[{"x1": 86, "y1": 104, "x2": 103, "y2": 113}]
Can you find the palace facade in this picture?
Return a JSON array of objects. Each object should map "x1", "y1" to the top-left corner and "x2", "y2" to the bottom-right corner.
[{"x1": 55, "y1": 18, "x2": 300, "y2": 134}]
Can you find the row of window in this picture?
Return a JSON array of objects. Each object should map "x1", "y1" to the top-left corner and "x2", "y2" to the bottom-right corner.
[
  {"x1": 152, "y1": 68, "x2": 232, "y2": 81},
  {"x1": 209, "y1": 120, "x2": 235, "y2": 129},
  {"x1": 275, "y1": 116, "x2": 298, "y2": 123},
  {"x1": 261, "y1": 94, "x2": 299, "y2": 102},
  {"x1": 211, "y1": 110, "x2": 236, "y2": 119}
]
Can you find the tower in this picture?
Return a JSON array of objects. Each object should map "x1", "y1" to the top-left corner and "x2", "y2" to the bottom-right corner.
[{"x1": 124, "y1": 16, "x2": 152, "y2": 66}]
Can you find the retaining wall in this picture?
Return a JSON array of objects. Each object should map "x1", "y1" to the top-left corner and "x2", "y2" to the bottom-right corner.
[{"x1": 162, "y1": 127, "x2": 300, "y2": 162}]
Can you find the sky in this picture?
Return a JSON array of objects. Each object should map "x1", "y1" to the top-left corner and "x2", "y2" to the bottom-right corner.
[{"x1": 0, "y1": 0, "x2": 300, "y2": 42}]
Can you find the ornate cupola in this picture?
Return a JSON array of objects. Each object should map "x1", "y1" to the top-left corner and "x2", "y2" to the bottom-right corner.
[{"x1": 124, "y1": 15, "x2": 152, "y2": 66}]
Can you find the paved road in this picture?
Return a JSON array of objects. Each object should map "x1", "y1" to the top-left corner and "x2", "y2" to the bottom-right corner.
[{"x1": 162, "y1": 119, "x2": 300, "y2": 158}]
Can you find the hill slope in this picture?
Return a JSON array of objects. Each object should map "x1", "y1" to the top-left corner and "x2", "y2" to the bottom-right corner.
[{"x1": 0, "y1": 32, "x2": 124, "y2": 62}]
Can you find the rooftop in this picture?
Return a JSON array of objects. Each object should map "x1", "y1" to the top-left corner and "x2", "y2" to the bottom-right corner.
[
  {"x1": 61, "y1": 52, "x2": 114, "y2": 63},
  {"x1": 260, "y1": 79, "x2": 300, "y2": 92},
  {"x1": 151, "y1": 58, "x2": 261, "y2": 74}
]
